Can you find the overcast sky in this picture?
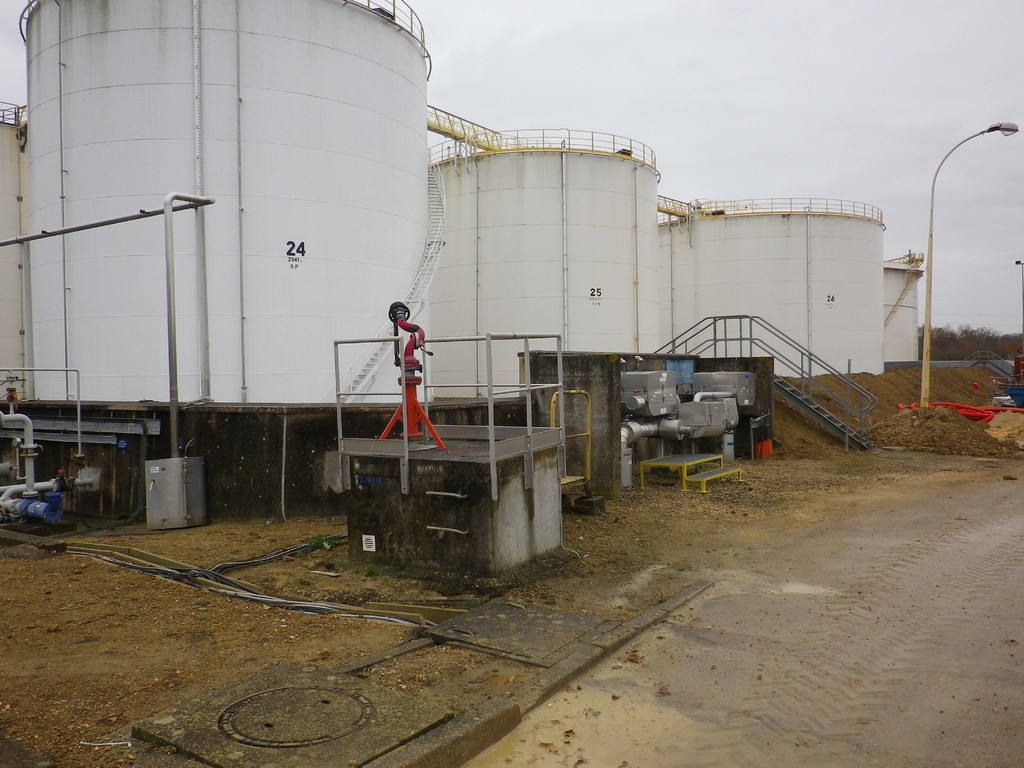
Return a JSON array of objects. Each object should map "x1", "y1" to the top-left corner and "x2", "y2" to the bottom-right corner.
[{"x1": 2, "y1": 0, "x2": 1021, "y2": 334}]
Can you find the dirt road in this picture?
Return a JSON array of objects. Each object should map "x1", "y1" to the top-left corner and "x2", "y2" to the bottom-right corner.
[{"x1": 466, "y1": 467, "x2": 1024, "y2": 767}]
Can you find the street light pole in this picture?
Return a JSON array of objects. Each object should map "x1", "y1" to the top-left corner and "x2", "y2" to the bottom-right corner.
[
  {"x1": 920, "y1": 122, "x2": 1018, "y2": 407},
  {"x1": 1016, "y1": 260, "x2": 1024, "y2": 355}
]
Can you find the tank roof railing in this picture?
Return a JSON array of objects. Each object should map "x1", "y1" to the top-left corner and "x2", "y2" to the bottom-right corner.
[
  {"x1": 0, "y1": 102, "x2": 24, "y2": 127},
  {"x1": 431, "y1": 127, "x2": 657, "y2": 170},
  {"x1": 428, "y1": 106, "x2": 504, "y2": 151},
  {"x1": 20, "y1": 0, "x2": 430, "y2": 74},
  {"x1": 657, "y1": 196, "x2": 689, "y2": 220},
  {"x1": 689, "y1": 198, "x2": 884, "y2": 225}
]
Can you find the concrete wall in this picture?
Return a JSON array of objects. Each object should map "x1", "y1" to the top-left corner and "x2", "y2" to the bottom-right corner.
[{"x1": 2, "y1": 399, "x2": 525, "y2": 522}]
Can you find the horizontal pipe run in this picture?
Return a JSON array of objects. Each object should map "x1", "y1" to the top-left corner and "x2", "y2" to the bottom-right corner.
[{"x1": 0, "y1": 201, "x2": 213, "y2": 250}]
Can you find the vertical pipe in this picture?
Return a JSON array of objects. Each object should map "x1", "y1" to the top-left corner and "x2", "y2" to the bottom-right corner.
[
  {"x1": 485, "y1": 333, "x2": 497, "y2": 501},
  {"x1": 280, "y1": 408, "x2": 288, "y2": 521},
  {"x1": 164, "y1": 194, "x2": 214, "y2": 459},
  {"x1": 632, "y1": 164, "x2": 639, "y2": 352},
  {"x1": 561, "y1": 146, "x2": 569, "y2": 347},
  {"x1": 235, "y1": 0, "x2": 248, "y2": 402},
  {"x1": 55, "y1": 1, "x2": 69, "y2": 396},
  {"x1": 195, "y1": 207, "x2": 211, "y2": 398},
  {"x1": 193, "y1": 0, "x2": 210, "y2": 400},
  {"x1": 474, "y1": 157, "x2": 482, "y2": 394},
  {"x1": 20, "y1": 243, "x2": 34, "y2": 398},
  {"x1": 805, "y1": 207, "x2": 812, "y2": 375},
  {"x1": 165, "y1": 200, "x2": 181, "y2": 459}
]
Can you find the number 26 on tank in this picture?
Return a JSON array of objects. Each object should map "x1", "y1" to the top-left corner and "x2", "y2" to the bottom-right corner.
[{"x1": 286, "y1": 241, "x2": 306, "y2": 269}]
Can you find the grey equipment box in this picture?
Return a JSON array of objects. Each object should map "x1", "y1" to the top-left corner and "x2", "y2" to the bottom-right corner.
[
  {"x1": 145, "y1": 457, "x2": 207, "y2": 530},
  {"x1": 692, "y1": 371, "x2": 755, "y2": 407},
  {"x1": 621, "y1": 370, "x2": 680, "y2": 417}
]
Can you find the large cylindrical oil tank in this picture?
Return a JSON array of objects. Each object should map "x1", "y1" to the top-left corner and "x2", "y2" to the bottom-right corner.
[
  {"x1": 883, "y1": 256, "x2": 922, "y2": 363},
  {"x1": 0, "y1": 112, "x2": 24, "y2": 368},
  {"x1": 659, "y1": 199, "x2": 885, "y2": 374},
  {"x1": 428, "y1": 133, "x2": 660, "y2": 391},
  {"x1": 24, "y1": 0, "x2": 428, "y2": 402}
]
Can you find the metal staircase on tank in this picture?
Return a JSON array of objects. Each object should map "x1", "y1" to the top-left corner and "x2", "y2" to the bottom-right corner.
[
  {"x1": 657, "y1": 315, "x2": 877, "y2": 450},
  {"x1": 339, "y1": 163, "x2": 447, "y2": 399}
]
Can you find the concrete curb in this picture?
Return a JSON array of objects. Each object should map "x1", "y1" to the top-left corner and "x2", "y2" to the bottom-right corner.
[
  {"x1": 364, "y1": 698, "x2": 522, "y2": 768},
  {"x1": 515, "y1": 581, "x2": 711, "y2": 714},
  {"x1": 124, "y1": 582, "x2": 711, "y2": 768},
  {"x1": 365, "y1": 581, "x2": 712, "y2": 768}
]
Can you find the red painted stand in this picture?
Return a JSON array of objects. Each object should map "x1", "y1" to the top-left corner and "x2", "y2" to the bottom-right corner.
[{"x1": 379, "y1": 376, "x2": 446, "y2": 449}]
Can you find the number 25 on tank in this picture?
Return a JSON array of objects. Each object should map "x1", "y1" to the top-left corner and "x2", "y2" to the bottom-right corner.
[{"x1": 286, "y1": 241, "x2": 306, "y2": 269}]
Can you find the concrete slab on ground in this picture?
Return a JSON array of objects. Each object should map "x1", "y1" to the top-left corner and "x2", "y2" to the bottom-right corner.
[
  {"x1": 424, "y1": 600, "x2": 616, "y2": 667},
  {"x1": 132, "y1": 663, "x2": 451, "y2": 768},
  {"x1": 0, "y1": 733, "x2": 56, "y2": 768}
]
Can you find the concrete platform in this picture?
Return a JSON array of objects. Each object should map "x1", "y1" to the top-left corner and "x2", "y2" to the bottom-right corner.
[
  {"x1": 133, "y1": 664, "x2": 451, "y2": 768},
  {"x1": 424, "y1": 600, "x2": 616, "y2": 667}
]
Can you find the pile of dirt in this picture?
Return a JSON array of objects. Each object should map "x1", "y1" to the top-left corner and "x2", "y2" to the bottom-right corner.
[
  {"x1": 870, "y1": 406, "x2": 1018, "y2": 456},
  {"x1": 985, "y1": 411, "x2": 1024, "y2": 447},
  {"x1": 774, "y1": 366, "x2": 1008, "y2": 459}
]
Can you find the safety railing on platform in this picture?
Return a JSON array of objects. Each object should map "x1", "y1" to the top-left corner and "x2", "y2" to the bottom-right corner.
[
  {"x1": 334, "y1": 333, "x2": 565, "y2": 500},
  {"x1": 430, "y1": 127, "x2": 656, "y2": 170},
  {"x1": 0, "y1": 102, "x2": 23, "y2": 127},
  {"x1": 657, "y1": 315, "x2": 877, "y2": 441},
  {"x1": 20, "y1": 0, "x2": 430, "y2": 73},
  {"x1": 689, "y1": 198, "x2": 884, "y2": 225}
]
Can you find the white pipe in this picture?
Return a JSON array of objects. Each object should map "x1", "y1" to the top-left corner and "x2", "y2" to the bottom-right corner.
[
  {"x1": 1, "y1": 479, "x2": 55, "y2": 504},
  {"x1": 2, "y1": 413, "x2": 37, "y2": 497},
  {"x1": 234, "y1": 0, "x2": 249, "y2": 403},
  {"x1": 561, "y1": 145, "x2": 569, "y2": 347},
  {"x1": 164, "y1": 193, "x2": 215, "y2": 458},
  {"x1": 0, "y1": 367, "x2": 83, "y2": 457}
]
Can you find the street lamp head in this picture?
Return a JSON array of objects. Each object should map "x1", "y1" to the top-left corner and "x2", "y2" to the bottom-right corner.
[{"x1": 987, "y1": 122, "x2": 1019, "y2": 136}]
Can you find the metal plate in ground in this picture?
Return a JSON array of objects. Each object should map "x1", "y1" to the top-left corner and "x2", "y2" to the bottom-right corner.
[
  {"x1": 425, "y1": 600, "x2": 613, "y2": 667},
  {"x1": 132, "y1": 664, "x2": 451, "y2": 768}
]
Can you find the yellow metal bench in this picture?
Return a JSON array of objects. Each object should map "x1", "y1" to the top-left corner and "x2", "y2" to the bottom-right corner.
[
  {"x1": 683, "y1": 466, "x2": 743, "y2": 493},
  {"x1": 639, "y1": 453, "x2": 722, "y2": 490}
]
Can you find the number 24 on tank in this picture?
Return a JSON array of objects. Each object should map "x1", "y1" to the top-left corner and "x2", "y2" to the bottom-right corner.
[{"x1": 286, "y1": 241, "x2": 306, "y2": 269}]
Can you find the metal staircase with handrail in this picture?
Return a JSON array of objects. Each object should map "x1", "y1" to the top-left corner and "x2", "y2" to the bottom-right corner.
[
  {"x1": 656, "y1": 315, "x2": 877, "y2": 450},
  {"x1": 339, "y1": 163, "x2": 447, "y2": 399}
]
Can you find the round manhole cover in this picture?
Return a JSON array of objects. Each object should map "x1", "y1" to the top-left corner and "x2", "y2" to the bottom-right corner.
[{"x1": 217, "y1": 686, "x2": 374, "y2": 748}]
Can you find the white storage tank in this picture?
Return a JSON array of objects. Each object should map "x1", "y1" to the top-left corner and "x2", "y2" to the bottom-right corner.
[
  {"x1": 883, "y1": 254, "x2": 922, "y2": 363},
  {"x1": 23, "y1": 0, "x2": 429, "y2": 402},
  {"x1": 0, "y1": 107, "x2": 24, "y2": 369},
  {"x1": 659, "y1": 199, "x2": 885, "y2": 374},
  {"x1": 428, "y1": 132, "x2": 660, "y2": 390}
]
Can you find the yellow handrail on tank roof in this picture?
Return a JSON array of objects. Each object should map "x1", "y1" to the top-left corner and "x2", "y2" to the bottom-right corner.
[
  {"x1": 429, "y1": 106, "x2": 657, "y2": 170},
  {"x1": 689, "y1": 198, "x2": 884, "y2": 225},
  {"x1": 20, "y1": 0, "x2": 430, "y2": 69}
]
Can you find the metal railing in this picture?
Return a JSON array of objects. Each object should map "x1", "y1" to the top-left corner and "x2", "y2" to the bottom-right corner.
[
  {"x1": 689, "y1": 198, "x2": 884, "y2": 225},
  {"x1": 334, "y1": 333, "x2": 565, "y2": 500},
  {"x1": 658, "y1": 315, "x2": 877, "y2": 440},
  {"x1": 0, "y1": 102, "x2": 24, "y2": 127},
  {"x1": 430, "y1": 127, "x2": 656, "y2": 170},
  {"x1": 20, "y1": 0, "x2": 430, "y2": 73},
  {"x1": 657, "y1": 195, "x2": 689, "y2": 220}
]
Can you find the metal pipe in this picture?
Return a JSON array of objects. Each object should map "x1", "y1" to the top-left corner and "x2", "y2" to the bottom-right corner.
[
  {"x1": 2, "y1": 413, "x2": 36, "y2": 497},
  {"x1": 164, "y1": 193, "x2": 215, "y2": 458},
  {"x1": 0, "y1": 202, "x2": 212, "y2": 249},
  {"x1": 1, "y1": 480, "x2": 56, "y2": 506},
  {"x1": 561, "y1": 145, "x2": 569, "y2": 347},
  {"x1": 20, "y1": 243, "x2": 34, "y2": 392},
  {"x1": 0, "y1": 367, "x2": 83, "y2": 457},
  {"x1": 280, "y1": 408, "x2": 288, "y2": 522},
  {"x1": 235, "y1": 0, "x2": 248, "y2": 402}
]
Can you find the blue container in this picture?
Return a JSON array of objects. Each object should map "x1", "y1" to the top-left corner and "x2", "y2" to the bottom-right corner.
[{"x1": 1006, "y1": 386, "x2": 1024, "y2": 407}]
